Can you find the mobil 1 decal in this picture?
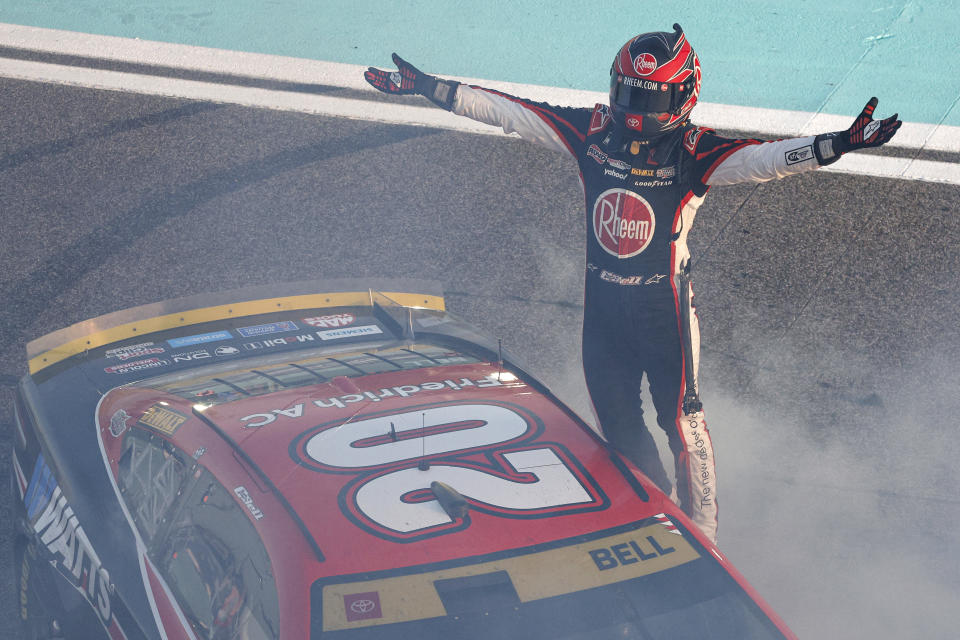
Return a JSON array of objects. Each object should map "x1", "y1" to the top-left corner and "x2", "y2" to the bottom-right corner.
[
  {"x1": 290, "y1": 400, "x2": 607, "y2": 542},
  {"x1": 592, "y1": 188, "x2": 656, "y2": 259}
]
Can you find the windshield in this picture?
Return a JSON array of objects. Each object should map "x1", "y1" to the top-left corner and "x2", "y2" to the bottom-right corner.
[
  {"x1": 134, "y1": 342, "x2": 482, "y2": 405},
  {"x1": 310, "y1": 519, "x2": 786, "y2": 639}
]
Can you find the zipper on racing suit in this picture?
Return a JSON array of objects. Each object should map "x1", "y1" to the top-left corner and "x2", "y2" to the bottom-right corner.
[{"x1": 678, "y1": 261, "x2": 702, "y2": 415}]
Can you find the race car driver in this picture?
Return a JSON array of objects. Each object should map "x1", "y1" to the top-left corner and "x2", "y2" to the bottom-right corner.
[{"x1": 363, "y1": 24, "x2": 901, "y2": 544}]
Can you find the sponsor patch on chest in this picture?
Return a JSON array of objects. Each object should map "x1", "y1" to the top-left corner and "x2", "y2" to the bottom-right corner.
[{"x1": 591, "y1": 188, "x2": 656, "y2": 259}]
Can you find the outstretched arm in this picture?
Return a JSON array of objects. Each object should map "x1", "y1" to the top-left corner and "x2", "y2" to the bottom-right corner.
[
  {"x1": 364, "y1": 53, "x2": 460, "y2": 110},
  {"x1": 705, "y1": 97, "x2": 902, "y2": 186},
  {"x1": 813, "y1": 97, "x2": 902, "y2": 164},
  {"x1": 364, "y1": 53, "x2": 591, "y2": 156}
]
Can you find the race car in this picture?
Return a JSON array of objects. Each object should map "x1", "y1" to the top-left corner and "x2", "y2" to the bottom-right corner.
[{"x1": 12, "y1": 279, "x2": 797, "y2": 639}]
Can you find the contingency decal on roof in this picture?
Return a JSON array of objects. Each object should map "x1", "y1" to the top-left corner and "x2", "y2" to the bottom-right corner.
[
  {"x1": 138, "y1": 404, "x2": 188, "y2": 436},
  {"x1": 302, "y1": 313, "x2": 356, "y2": 328},
  {"x1": 81, "y1": 310, "x2": 390, "y2": 388},
  {"x1": 289, "y1": 400, "x2": 609, "y2": 542},
  {"x1": 29, "y1": 289, "x2": 445, "y2": 374},
  {"x1": 167, "y1": 329, "x2": 233, "y2": 348},
  {"x1": 235, "y1": 320, "x2": 299, "y2": 338},
  {"x1": 105, "y1": 342, "x2": 167, "y2": 360},
  {"x1": 25, "y1": 453, "x2": 131, "y2": 639},
  {"x1": 316, "y1": 325, "x2": 382, "y2": 341}
]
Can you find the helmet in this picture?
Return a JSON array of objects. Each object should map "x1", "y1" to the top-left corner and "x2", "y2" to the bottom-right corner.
[{"x1": 609, "y1": 23, "x2": 701, "y2": 137}]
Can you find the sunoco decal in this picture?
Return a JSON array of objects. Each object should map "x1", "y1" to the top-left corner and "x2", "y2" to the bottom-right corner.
[{"x1": 587, "y1": 144, "x2": 608, "y2": 164}]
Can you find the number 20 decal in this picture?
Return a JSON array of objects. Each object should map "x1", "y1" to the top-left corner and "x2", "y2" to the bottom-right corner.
[{"x1": 291, "y1": 402, "x2": 608, "y2": 541}]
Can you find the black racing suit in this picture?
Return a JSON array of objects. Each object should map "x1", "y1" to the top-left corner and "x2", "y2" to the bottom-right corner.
[{"x1": 449, "y1": 84, "x2": 825, "y2": 542}]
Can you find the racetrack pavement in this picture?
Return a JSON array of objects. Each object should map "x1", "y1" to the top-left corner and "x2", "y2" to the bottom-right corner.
[{"x1": 1, "y1": 76, "x2": 958, "y2": 639}]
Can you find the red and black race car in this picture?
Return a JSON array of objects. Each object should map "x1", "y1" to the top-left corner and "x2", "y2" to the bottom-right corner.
[{"x1": 12, "y1": 279, "x2": 796, "y2": 639}]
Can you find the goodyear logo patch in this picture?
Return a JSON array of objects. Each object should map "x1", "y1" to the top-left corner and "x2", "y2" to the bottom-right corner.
[{"x1": 139, "y1": 405, "x2": 187, "y2": 435}]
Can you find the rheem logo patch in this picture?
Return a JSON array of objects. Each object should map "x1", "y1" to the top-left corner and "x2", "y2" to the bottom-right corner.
[
  {"x1": 592, "y1": 189, "x2": 656, "y2": 259},
  {"x1": 633, "y1": 53, "x2": 657, "y2": 76}
]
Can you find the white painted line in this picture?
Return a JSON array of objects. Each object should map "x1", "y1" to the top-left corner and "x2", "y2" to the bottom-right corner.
[
  {"x1": 0, "y1": 57, "x2": 503, "y2": 134},
  {"x1": 820, "y1": 153, "x2": 960, "y2": 184},
  {"x1": 0, "y1": 23, "x2": 957, "y2": 184},
  {"x1": 3, "y1": 22, "x2": 958, "y2": 153},
  {"x1": 688, "y1": 101, "x2": 960, "y2": 156},
  {"x1": 0, "y1": 22, "x2": 374, "y2": 90}
]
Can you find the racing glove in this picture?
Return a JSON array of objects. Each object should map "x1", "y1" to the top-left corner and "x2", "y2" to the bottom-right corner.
[
  {"x1": 814, "y1": 97, "x2": 901, "y2": 165},
  {"x1": 364, "y1": 53, "x2": 460, "y2": 110}
]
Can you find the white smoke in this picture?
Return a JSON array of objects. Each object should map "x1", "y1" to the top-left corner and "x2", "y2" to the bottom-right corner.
[
  {"x1": 707, "y1": 358, "x2": 960, "y2": 639},
  {"x1": 507, "y1": 291, "x2": 960, "y2": 638}
]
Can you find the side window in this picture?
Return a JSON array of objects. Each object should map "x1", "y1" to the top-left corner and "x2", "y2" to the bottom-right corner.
[
  {"x1": 156, "y1": 467, "x2": 280, "y2": 639},
  {"x1": 117, "y1": 430, "x2": 189, "y2": 544},
  {"x1": 116, "y1": 430, "x2": 279, "y2": 639}
]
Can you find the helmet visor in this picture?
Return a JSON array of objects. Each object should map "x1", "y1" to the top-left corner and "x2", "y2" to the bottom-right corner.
[{"x1": 610, "y1": 74, "x2": 692, "y2": 114}]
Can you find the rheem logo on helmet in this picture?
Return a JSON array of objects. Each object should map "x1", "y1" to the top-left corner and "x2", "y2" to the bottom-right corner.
[
  {"x1": 592, "y1": 189, "x2": 656, "y2": 258},
  {"x1": 633, "y1": 53, "x2": 657, "y2": 76},
  {"x1": 610, "y1": 24, "x2": 700, "y2": 136}
]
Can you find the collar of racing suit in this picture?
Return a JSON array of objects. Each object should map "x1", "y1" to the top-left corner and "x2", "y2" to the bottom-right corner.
[{"x1": 601, "y1": 122, "x2": 685, "y2": 167}]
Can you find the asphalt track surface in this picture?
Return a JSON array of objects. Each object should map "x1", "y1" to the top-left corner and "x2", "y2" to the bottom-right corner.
[{"x1": 0, "y1": 78, "x2": 958, "y2": 639}]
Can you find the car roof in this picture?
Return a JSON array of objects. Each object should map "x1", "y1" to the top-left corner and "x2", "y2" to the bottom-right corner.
[{"x1": 103, "y1": 346, "x2": 665, "y2": 578}]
